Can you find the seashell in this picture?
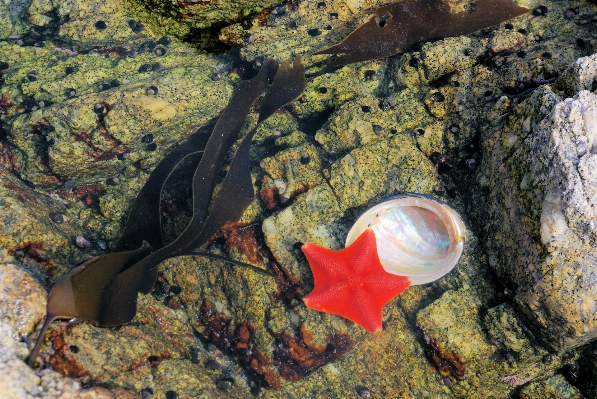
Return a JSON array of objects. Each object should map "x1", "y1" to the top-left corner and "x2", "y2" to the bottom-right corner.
[{"x1": 345, "y1": 194, "x2": 466, "y2": 285}]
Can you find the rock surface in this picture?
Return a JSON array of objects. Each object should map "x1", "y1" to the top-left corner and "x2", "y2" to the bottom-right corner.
[
  {"x1": 482, "y1": 54, "x2": 597, "y2": 352},
  {"x1": 1, "y1": 0, "x2": 597, "y2": 398}
]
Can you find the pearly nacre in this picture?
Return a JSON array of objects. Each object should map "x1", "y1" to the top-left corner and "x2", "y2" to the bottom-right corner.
[{"x1": 345, "y1": 194, "x2": 466, "y2": 285}]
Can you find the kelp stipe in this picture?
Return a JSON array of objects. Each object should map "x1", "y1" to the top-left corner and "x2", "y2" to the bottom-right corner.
[
  {"x1": 28, "y1": 57, "x2": 307, "y2": 367},
  {"x1": 315, "y1": 0, "x2": 530, "y2": 73}
]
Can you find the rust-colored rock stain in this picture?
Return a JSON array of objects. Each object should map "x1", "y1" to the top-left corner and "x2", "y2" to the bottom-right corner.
[
  {"x1": 217, "y1": 222, "x2": 266, "y2": 264},
  {"x1": 423, "y1": 333, "x2": 466, "y2": 381},
  {"x1": 0, "y1": 95, "x2": 13, "y2": 114},
  {"x1": 273, "y1": 323, "x2": 353, "y2": 381},
  {"x1": 0, "y1": 141, "x2": 19, "y2": 173},
  {"x1": 197, "y1": 301, "x2": 281, "y2": 389},
  {"x1": 7, "y1": 241, "x2": 57, "y2": 280},
  {"x1": 47, "y1": 329, "x2": 90, "y2": 379}
]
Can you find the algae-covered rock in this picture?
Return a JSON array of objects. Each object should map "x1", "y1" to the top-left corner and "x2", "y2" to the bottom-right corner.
[
  {"x1": 0, "y1": 263, "x2": 46, "y2": 336},
  {"x1": 2, "y1": 0, "x2": 597, "y2": 397},
  {"x1": 482, "y1": 56, "x2": 597, "y2": 352},
  {"x1": 520, "y1": 374, "x2": 584, "y2": 399},
  {"x1": 0, "y1": 169, "x2": 100, "y2": 285}
]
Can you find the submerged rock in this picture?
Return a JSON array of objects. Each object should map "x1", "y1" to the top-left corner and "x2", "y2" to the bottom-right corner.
[
  {"x1": 1, "y1": 0, "x2": 597, "y2": 397},
  {"x1": 482, "y1": 54, "x2": 597, "y2": 352}
]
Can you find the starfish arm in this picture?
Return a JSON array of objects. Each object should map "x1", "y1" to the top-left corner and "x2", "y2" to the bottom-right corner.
[
  {"x1": 342, "y1": 229, "x2": 380, "y2": 275},
  {"x1": 304, "y1": 284, "x2": 382, "y2": 333},
  {"x1": 302, "y1": 242, "x2": 349, "y2": 282},
  {"x1": 350, "y1": 285, "x2": 384, "y2": 332},
  {"x1": 303, "y1": 281, "x2": 352, "y2": 313},
  {"x1": 362, "y1": 273, "x2": 411, "y2": 309}
]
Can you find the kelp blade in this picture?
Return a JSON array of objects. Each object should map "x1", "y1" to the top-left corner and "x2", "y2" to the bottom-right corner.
[
  {"x1": 187, "y1": 59, "x2": 279, "y2": 239},
  {"x1": 189, "y1": 56, "x2": 307, "y2": 249},
  {"x1": 28, "y1": 242, "x2": 152, "y2": 366},
  {"x1": 315, "y1": 0, "x2": 529, "y2": 71}
]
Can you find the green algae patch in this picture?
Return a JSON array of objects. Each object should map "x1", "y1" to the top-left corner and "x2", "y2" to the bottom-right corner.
[{"x1": 328, "y1": 134, "x2": 440, "y2": 210}]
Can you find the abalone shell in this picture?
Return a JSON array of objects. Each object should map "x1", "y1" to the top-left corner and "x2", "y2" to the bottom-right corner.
[{"x1": 345, "y1": 194, "x2": 466, "y2": 285}]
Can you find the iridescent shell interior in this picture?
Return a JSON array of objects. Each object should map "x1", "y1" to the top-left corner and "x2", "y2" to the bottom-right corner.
[{"x1": 345, "y1": 194, "x2": 466, "y2": 285}]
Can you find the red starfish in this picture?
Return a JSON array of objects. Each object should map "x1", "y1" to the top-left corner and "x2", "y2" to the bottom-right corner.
[{"x1": 301, "y1": 229, "x2": 411, "y2": 332}]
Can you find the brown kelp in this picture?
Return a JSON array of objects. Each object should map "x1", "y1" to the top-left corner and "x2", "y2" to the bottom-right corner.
[
  {"x1": 28, "y1": 56, "x2": 307, "y2": 366},
  {"x1": 315, "y1": 0, "x2": 530, "y2": 72}
]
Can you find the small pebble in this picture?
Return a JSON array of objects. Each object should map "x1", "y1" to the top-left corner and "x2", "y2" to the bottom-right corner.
[
  {"x1": 465, "y1": 158, "x2": 477, "y2": 171},
  {"x1": 164, "y1": 391, "x2": 178, "y2": 399},
  {"x1": 94, "y1": 21, "x2": 107, "y2": 30},
  {"x1": 364, "y1": 70, "x2": 377, "y2": 81},
  {"x1": 204, "y1": 359, "x2": 221, "y2": 370},
  {"x1": 216, "y1": 378, "x2": 233, "y2": 392},
  {"x1": 318, "y1": 87, "x2": 328, "y2": 94},
  {"x1": 300, "y1": 153, "x2": 311, "y2": 164},
  {"x1": 542, "y1": 354, "x2": 553, "y2": 365},
  {"x1": 307, "y1": 28, "x2": 321, "y2": 37},
  {"x1": 158, "y1": 36, "x2": 172, "y2": 46},
  {"x1": 532, "y1": 5, "x2": 548, "y2": 16},
  {"x1": 138, "y1": 64, "x2": 152, "y2": 73},
  {"x1": 142, "y1": 134, "x2": 154, "y2": 143},
  {"x1": 190, "y1": 347, "x2": 201, "y2": 364},
  {"x1": 355, "y1": 386, "x2": 371, "y2": 398},
  {"x1": 65, "y1": 88, "x2": 76, "y2": 97},
  {"x1": 27, "y1": 70, "x2": 39, "y2": 81},
  {"x1": 128, "y1": 20, "x2": 144, "y2": 33},
  {"x1": 75, "y1": 236, "x2": 92, "y2": 248},
  {"x1": 210, "y1": 73, "x2": 222, "y2": 81},
  {"x1": 384, "y1": 96, "x2": 396, "y2": 107},
  {"x1": 49, "y1": 212, "x2": 64, "y2": 224},
  {"x1": 449, "y1": 125, "x2": 460, "y2": 134},
  {"x1": 146, "y1": 143, "x2": 157, "y2": 152},
  {"x1": 154, "y1": 47, "x2": 166, "y2": 56},
  {"x1": 93, "y1": 103, "x2": 105, "y2": 114},
  {"x1": 489, "y1": 337, "x2": 501, "y2": 346},
  {"x1": 98, "y1": 82, "x2": 111, "y2": 91},
  {"x1": 146, "y1": 86, "x2": 158, "y2": 95},
  {"x1": 64, "y1": 180, "x2": 76, "y2": 190},
  {"x1": 442, "y1": 377, "x2": 453, "y2": 387},
  {"x1": 373, "y1": 125, "x2": 384, "y2": 135},
  {"x1": 505, "y1": 352, "x2": 515, "y2": 363},
  {"x1": 564, "y1": 8, "x2": 576, "y2": 19},
  {"x1": 97, "y1": 240, "x2": 107, "y2": 250}
]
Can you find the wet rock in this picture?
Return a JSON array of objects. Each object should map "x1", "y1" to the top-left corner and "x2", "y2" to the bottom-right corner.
[
  {"x1": 129, "y1": 0, "x2": 280, "y2": 33},
  {"x1": 0, "y1": 169, "x2": 95, "y2": 286},
  {"x1": 483, "y1": 55, "x2": 597, "y2": 352},
  {"x1": 519, "y1": 373, "x2": 584, "y2": 399},
  {"x1": 327, "y1": 134, "x2": 440, "y2": 210},
  {"x1": 0, "y1": 263, "x2": 46, "y2": 335}
]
